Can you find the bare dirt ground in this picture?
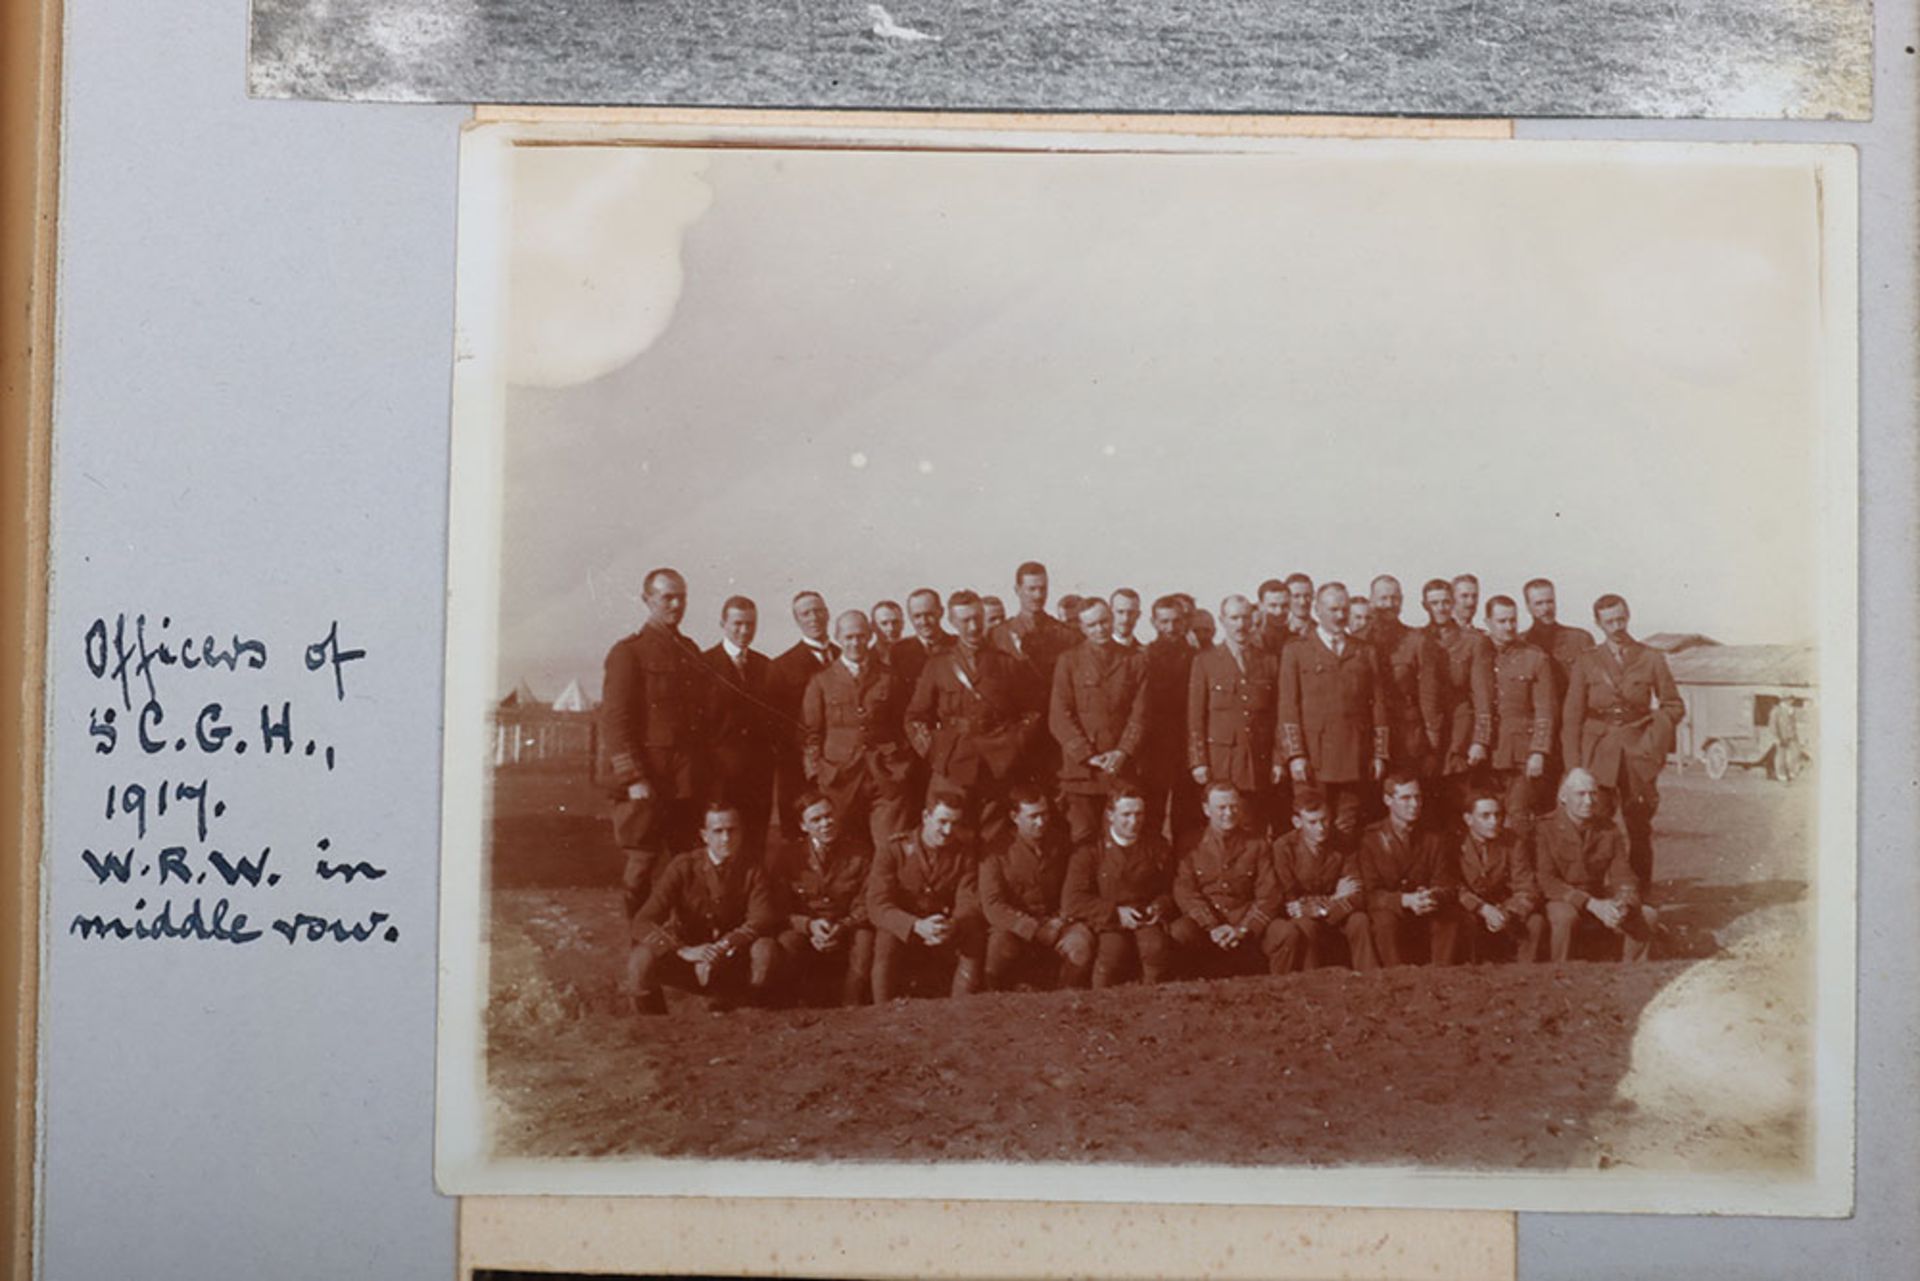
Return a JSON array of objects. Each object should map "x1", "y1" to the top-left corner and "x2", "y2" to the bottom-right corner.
[
  {"x1": 481, "y1": 759, "x2": 1814, "y2": 1170},
  {"x1": 248, "y1": 0, "x2": 1870, "y2": 118}
]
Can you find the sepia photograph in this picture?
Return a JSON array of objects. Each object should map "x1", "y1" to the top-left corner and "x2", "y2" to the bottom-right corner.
[
  {"x1": 436, "y1": 125, "x2": 1856, "y2": 1214},
  {"x1": 246, "y1": 0, "x2": 1873, "y2": 118}
]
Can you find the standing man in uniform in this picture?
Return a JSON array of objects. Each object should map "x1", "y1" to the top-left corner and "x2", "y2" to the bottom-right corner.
[
  {"x1": 1064, "y1": 786, "x2": 1180, "y2": 987},
  {"x1": 1483, "y1": 595, "x2": 1556, "y2": 833},
  {"x1": 803, "y1": 611, "x2": 914, "y2": 850},
  {"x1": 1142, "y1": 595, "x2": 1200, "y2": 848},
  {"x1": 1187, "y1": 594, "x2": 1288, "y2": 833},
  {"x1": 1520, "y1": 577, "x2": 1595, "y2": 693},
  {"x1": 1280, "y1": 582, "x2": 1390, "y2": 844},
  {"x1": 906, "y1": 590, "x2": 1040, "y2": 850},
  {"x1": 1358, "y1": 773, "x2": 1463, "y2": 966},
  {"x1": 1455, "y1": 789, "x2": 1546, "y2": 962},
  {"x1": 1534, "y1": 768, "x2": 1651, "y2": 962},
  {"x1": 1254, "y1": 578, "x2": 1293, "y2": 658},
  {"x1": 1452, "y1": 574, "x2": 1486, "y2": 634},
  {"x1": 1768, "y1": 696, "x2": 1803, "y2": 783},
  {"x1": 1346, "y1": 596, "x2": 1373, "y2": 640},
  {"x1": 626, "y1": 800, "x2": 784, "y2": 1014},
  {"x1": 769, "y1": 590, "x2": 840, "y2": 841},
  {"x1": 991, "y1": 561, "x2": 1079, "y2": 789},
  {"x1": 600, "y1": 567, "x2": 708, "y2": 923},
  {"x1": 1110, "y1": 588, "x2": 1144, "y2": 650},
  {"x1": 1050, "y1": 597, "x2": 1150, "y2": 846},
  {"x1": 1424, "y1": 577, "x2": 1492, "y2": 822},
  {"x1": 1367, "y1": 574, "x2": 1444, "y2": 795},
  {"x1": 702, "y1": 595, "x2": 778, "y2": 858},
  {"x1": 1562, "y1": 594, "x2": 1685, "y2": 886},
  {"x1": 979, "y1": 787, "x2": 1093, "y2": 990},
  {"x1": 1284, "y1": 573, "x2": 1315, "y2": 641},
  {"x1": 893, "y1": 587, "x2": 956, "y2": 692},
  {"x1": 866, "y1": 787, "x2": 987, "y2": 1000},
  {"x1": 869, "y1": 599, "x2": 907, "y2": 667}
]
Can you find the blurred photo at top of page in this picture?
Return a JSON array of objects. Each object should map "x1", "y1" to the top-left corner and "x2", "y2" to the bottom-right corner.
[{"x1": 248, "y1": 0, "x2": 1870, "y2": 118}]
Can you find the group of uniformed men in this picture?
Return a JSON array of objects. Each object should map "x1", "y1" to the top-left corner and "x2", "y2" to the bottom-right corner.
[{"x1": 596, "y1": 562, "x2": 1684, "y2": 1012}]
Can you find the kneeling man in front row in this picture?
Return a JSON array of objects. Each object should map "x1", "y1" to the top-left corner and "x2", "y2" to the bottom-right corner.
[
  {"x1": 1063, "y1": 786, "x2": 1180, "y2": 987},
  {"x1": 1535, "y1": 769, "x2": 1652, "y2": 962},
  {"x1": 1358, "y1": 774, "x2": 1463, "y2": 966},
  {"x1": 866, "y1": 787, "x2": 987, "y2": 1000},
  {"x1": 626, "y1": 800, "x2": 784, "y2": 1014},
  {"x1": 771, "y1": 790, "x2": 875, "y2": 1007},
  {"x1": 980, "y1": 786, "x2": 1094, "y2": 989},
  {"x1": 1455, "y1": 789, "x2": 1547, "y2": 962},
  {"x1": 1265, "y1": 788, "x2": 1378, "y2": 972},
  {"x1": 1172, "y1": 781, "x2": 1281, "y2": 975}
]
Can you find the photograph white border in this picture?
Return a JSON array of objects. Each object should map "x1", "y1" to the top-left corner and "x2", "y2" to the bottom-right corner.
[{"x1": 434, "y1": 122, "x2": 1858, "y2": 1215}]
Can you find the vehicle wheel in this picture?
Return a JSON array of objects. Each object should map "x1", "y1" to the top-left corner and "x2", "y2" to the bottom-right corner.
[{"x1": 1703, "y1": 740, "x2": 1730, "y2": 780}]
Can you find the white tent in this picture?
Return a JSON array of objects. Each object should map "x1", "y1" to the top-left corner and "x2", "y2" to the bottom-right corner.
[{"x1": 551, "y1": 678, "x2": 590, "y2": 713}]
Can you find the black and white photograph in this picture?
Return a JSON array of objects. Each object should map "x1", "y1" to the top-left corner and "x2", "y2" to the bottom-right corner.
[
  {"x1": 246, "y1": 0, "x2": 1873, "y2": 118},
  {"x1": 435, "y1": 125, "x2": 1856, "y2": 1213}
]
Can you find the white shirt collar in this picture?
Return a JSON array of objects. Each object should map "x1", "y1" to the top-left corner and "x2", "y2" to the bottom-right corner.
[
  {"x1": 1318, "y1": 626, "x2": 1346, "y2": 652},
  {"x1": 722, "y1": 639, "x2": 747, "y2": 661}
]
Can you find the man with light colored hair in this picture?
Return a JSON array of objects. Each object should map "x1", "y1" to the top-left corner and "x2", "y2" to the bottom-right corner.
[
  {"x1": 1187, "y1": 594, "x2": 1287, "y2": 831},
  {"x1": 770, "y1": 590, "x2": 842, "y2": 839},
  {"x1": 802, "y1": 610, "x2": 914, "y2": 849},
  {"x1": 1050, "y1": 597, "x2": 1149, "y2": 846},
  {"x1": 1110, "y1": 588, "x2": 1144, "y2": 650},
  {"x1": 1279, "y1": 582, "x2": 1389, "y2": 841},
  {"x1": 1533, "y1": 768, "x2": 1651, "y2": 962}
]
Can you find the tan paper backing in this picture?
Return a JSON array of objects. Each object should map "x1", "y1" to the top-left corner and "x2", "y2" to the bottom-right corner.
[{"x1": 1, "y1": 0, "x2": 61, "y2": 1276}]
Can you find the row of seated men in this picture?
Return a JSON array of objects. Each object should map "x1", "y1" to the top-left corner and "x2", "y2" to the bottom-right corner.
[
  {"x1": 624, "y1": 767, "x2": 1650, "y2": 1014},
  {"x1": 599, "y1": 561, "x2": 1684, "y2": 950}
]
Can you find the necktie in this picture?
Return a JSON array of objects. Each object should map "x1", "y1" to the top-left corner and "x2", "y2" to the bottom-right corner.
[{"x1": 733, "y1": 651, "x2": 747, "y2": 680}]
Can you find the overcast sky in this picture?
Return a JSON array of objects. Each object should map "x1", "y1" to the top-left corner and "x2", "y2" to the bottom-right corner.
[{"x1": 480, "y1": 142, "x2": 1837, "y2": 699}]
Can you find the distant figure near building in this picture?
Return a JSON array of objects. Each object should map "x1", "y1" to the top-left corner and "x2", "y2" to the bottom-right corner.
[{"x1": 1769, "y1": 697, "x2": 1803, "y2": 783}]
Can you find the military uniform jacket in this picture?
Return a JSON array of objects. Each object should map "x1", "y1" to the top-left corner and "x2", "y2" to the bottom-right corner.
[
  {"x1": 1049, "y1": 642, "x2": 1149, "y2": 792},
  {"x1": 599, "y1": 621, "x2": 708, "y2": 799},
  {"x1": 1428, "y1": 623, "x2": 1495, "y2": 774},
  {"x1": 1532, "y1": 811, "x2": 1639, "y2": 909},
  {"x1": 1521, "y1": 620, "x2": 1595, "y2": 702},
  {"x1": 1369, "y1": 619, "x2": 1446, "y2": 764},
  {"x1": 905, "y1": 645, "x2": 1037, "y2": 785},
  {"x1": 1357, "y1": 820, "x2": 1459, "y2": 914},
  {"x1": 1266, "y1": 830, "x2": 1364, "y2": 925},
  {"x1": 991, "y1": 611, "x2": 1078, "y2": 694},
  {"x1": 889, "y1": 631, "x2": 954, "y2": 692},
  {"x1": 1562, "y1": 640, "x2": 1684, "y2": 789},
  {"x1": 703, "y1": 644, "x2": 778, "y2": 784},
  {"x1": 771, "y1": 834, "x2": 873, "y2": 932},
  {"x1": 1456, "y1": 832, "x2": 1539, "y2": 917},
  {"x1": 632, "y1": 850, "x2": 783, "y2": 954},
  {"x1": 1141, "y1": 637, "x2": 1194, "y2": 781},
  {"x1": 1174, "y1": 827, "x2": 1277, "y2": 933},
  {"x1": 1489, "y1": 641, "x2": 1556, "y2": 769},
  {"x1": 1279, "y1": 632, "x2": 1391, "y2": 784},
  {"x1": 802, "y1": 660, "x2": 912, "y2": 790},
  {"x1": 980, "y1": 835, "x2": 1073, "y2": 939},
  {"x1": 1062, "y1": 834, "x2": 1177, "y2": 930},
  {"x1": 865, "y1": 830, "x2": 982, "y2": 942},
  {"x1": 1186, "y1": 644, "x2": 1286, "y2": 790}
]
